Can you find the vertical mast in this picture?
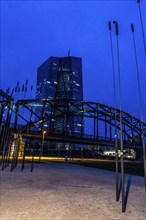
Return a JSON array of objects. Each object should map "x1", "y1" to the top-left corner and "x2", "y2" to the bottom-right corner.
[
  {"x1": 113, "y1": 21, "x2": 125, "y2": 212},
  {"x1": 131, "y1": 23, "x2": 146, "y2": 196},
  {"x1": 137, "y1": 0, "x2": 146, "y2": 55},
  {"x1": 108, "y1": 21, "x2": 119, "y2": 202}
]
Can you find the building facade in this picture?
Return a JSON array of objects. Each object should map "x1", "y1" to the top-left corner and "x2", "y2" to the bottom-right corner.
[{"x1": 36, "y1": 56, "x2": 83, "y2": 134}]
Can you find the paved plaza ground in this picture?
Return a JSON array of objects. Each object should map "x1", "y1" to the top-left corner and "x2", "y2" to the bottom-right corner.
[{"x1": 0, "y1": 162, "x2": 145, "y2": 220}]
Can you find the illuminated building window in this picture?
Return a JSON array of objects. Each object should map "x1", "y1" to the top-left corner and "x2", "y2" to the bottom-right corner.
[{"x1": 36, "y1": 56, "x2": 83, "y2": 133}]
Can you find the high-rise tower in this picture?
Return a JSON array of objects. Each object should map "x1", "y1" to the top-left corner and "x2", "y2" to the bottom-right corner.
[
  {"x1": 36, "y1": 56, "x2": 83, "y2": 134},
  {"x1": 36, "y1": 56, "x2": 83, "y2": 100}
]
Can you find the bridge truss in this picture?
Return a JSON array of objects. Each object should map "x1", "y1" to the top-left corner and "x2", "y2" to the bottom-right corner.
[
  {"x1": 0, "y1": 89, "x2": 146, "y2": 164},
  {"x1": 0, "y1": 88, "x2": 146, "y2": 172},
  {"x1": 16, "y1": 98, "x2": 146, "y2": 141}
]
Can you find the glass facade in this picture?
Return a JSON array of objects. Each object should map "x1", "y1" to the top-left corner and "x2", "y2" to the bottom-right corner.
[
  {"x1": 36, "y1": 56, "x2": 83, "y2": 133},
  {"x1": 36, "y1": 57, "x2": 59, "y2": 99}
]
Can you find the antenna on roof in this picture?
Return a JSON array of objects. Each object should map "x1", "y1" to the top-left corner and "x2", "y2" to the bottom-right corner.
[{"x1": 68, "y1": 48, "x2": 70, "y2": 57}]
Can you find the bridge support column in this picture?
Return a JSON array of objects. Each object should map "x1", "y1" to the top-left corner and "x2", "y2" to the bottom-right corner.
[
  {"x1": 110, "y1": 108, "x2": 112, "y2": 141},
  {"x1": 81, "y1": 102, "x2": 84, "y2": 138},
  {"x1": 122, "y1": 123, "x2": 127, "y2": 142},
  {"x1": 105, "y1": 116, "x2": 107, "y2": 140},
  {"x1": 41, "y1": 101, "x2": 46, "y2": 132},
  {"x1": 130, "y1": 117, "x2": 134, "y2": 143},
  {"x1": 94, "y1": 110, "x2": 99, "y2": 140}
]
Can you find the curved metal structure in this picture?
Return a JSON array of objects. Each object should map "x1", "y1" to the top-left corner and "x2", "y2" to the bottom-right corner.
[
  {"x1": 1, "y1": 89, "x2": 146, "y2": 157},
  {"x1": 14, "y1": 98, "x2": 146, "y2": 144}
]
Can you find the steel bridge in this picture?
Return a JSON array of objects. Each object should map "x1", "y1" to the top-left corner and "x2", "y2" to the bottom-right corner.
[
  {"x1": 0, "y1": 88, "x2": 146, "y2": 171},
  {"x1": 0, "y1": 88, "x2": 146, "y2": 153}
]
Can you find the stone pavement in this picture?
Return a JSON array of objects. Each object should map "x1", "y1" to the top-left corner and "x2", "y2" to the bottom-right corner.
[{"x1": 0, "y1": 162, "x2": 145, "y2": 220}]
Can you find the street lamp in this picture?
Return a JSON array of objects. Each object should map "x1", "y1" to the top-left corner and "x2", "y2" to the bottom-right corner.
[
  {"x1": 81, "y1": 147, "x2": 84, "y2": 160},
  {"x1": 39, "y1": 130, "x2": 46, "y2": 162},
  {"x1": 57, "y1": 143, "x2": 60, "y2": 159}
]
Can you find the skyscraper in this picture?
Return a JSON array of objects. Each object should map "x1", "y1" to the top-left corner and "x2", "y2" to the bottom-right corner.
[
  {"x1": 36, "y1": 56, "x2": 83, "y2": 134},
  {"x1": 36, "y1": 56, "x2": 83, "y2": 100}
]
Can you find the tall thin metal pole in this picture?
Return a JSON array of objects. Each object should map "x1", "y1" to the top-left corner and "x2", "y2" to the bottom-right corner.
[
  {"x1": 131, "y1": 23, "x2": 146, "y2": 195},
  {"x1": 137, "y1": 0, "x2": 146, "y2": 56},
  {"x1": 39, "y1": 130, "x2": 45, "y2": 163},
  {"x1": 137, "y1": 0, "x2": 146, "y2": 127},
  {"x1": 21, "y1": 85, "x2": 27, "y2": 171},
  {"x1": 1, "y1": 100, "x2": 13, "y2": 170},
  {"x1": 108, "y1": 21, "x2": 119, "y2": 202},
  {"x1": 114, "y1": 21, "x2": 125, "y2": 212}
]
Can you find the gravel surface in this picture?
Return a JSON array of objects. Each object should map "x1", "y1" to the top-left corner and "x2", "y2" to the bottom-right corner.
[{"x1": 0, "y1": 162, "x2": 145, "y2": 220}]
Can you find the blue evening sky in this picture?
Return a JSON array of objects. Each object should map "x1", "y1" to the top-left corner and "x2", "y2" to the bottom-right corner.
[{"x1": 1, "y1": 0, "x2": 146, "y2": 121}]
